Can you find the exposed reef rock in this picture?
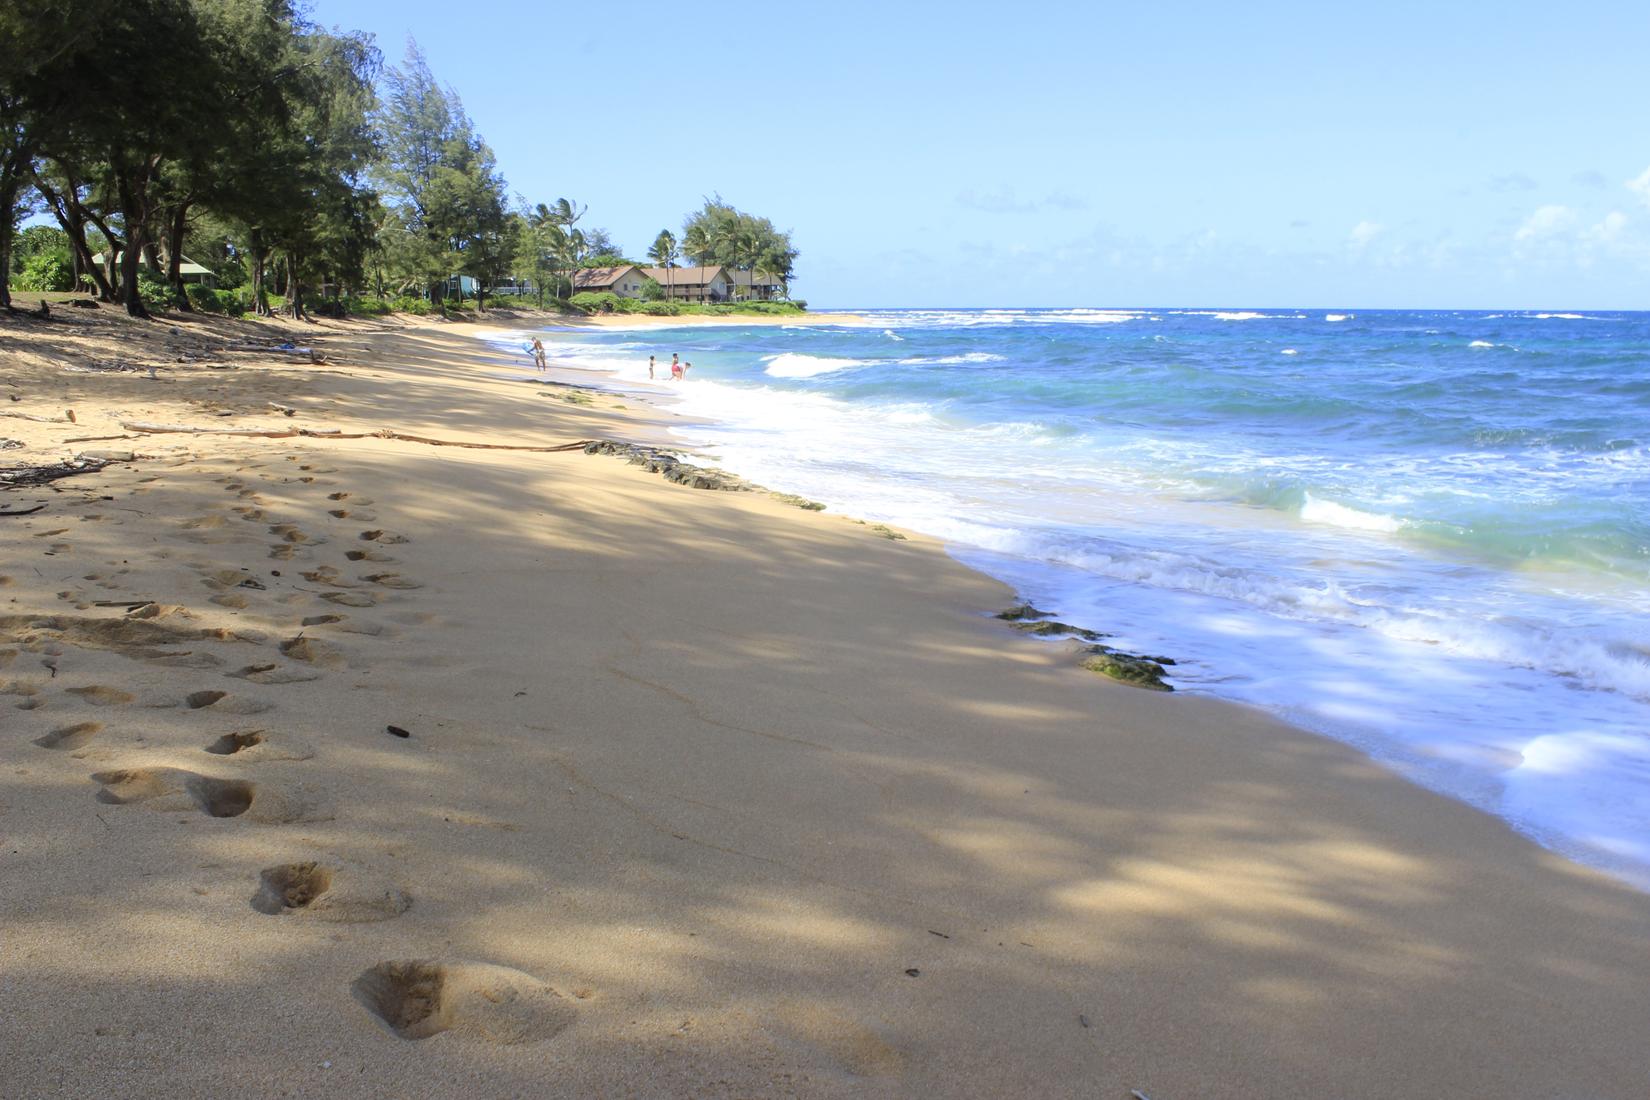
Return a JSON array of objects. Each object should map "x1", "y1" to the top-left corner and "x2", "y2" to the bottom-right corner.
[
  {"x1": 997, "y1": 604, "x2": 1175, "y2": 691},
  {"x1": 1079, "y1": 645, "x2": 1175, "y2": 692},
  {"x1": 583, "y1": 441, "x2": 825, "y2": 511}
]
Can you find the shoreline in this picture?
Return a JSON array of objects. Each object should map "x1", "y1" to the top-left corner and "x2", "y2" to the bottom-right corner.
[
  {"x1": 5, "y1": 305, "x2": 1650, "y2": 1096},
  {"x1": 488, "y1": 312, "x2": 1650, "y2": 894}
]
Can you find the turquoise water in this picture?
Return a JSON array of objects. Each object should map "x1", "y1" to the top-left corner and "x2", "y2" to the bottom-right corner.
[{"x1": 501, "y1": 308, "x2": 1650, "y2": 889}]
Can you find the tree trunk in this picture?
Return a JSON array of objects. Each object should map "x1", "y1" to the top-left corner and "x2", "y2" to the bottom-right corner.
[
  {"x1": 0, "y1": 174, "x2": 18, "y2": 311},
  {"x1": 286, "y1": 252, "x2": 306, "y2": 320},
  {"x1": 164, "y1": 201, "x2": 192, "y2": 310},
  {"x1": 115, "y1": 163, "x2": 152, "y2": 319},
  {"x1": 33, "y1": 170, "x2": 116, "y2": 301}
]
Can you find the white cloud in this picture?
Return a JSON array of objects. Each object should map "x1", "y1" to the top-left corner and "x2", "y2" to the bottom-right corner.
[
  {"x1": 1584, "y1": 211, "x2": 1629, "y2": 245},
  {"x1": 1514, "y1": 205, "x2": 1576, "y2": 241},
  {"x1": 1627, "y1": 166, "x2": 1650, "y2": 206},
  {"x1": 1348, "y1": 220, "x2": 1382, "y2": 248}
]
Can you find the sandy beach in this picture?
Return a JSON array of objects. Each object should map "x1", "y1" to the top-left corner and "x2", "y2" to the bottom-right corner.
[
  {"x1": 5, "y1": 302, "x2": 1650, "y2": 1099},
  {"x1": 553, "y1": 308, "x2": 872, "y2": 329}
]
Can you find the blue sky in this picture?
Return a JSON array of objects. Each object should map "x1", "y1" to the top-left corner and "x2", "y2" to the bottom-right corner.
[{"x1": 320, "y1": 0, "x2": 1650, "y2": 308}]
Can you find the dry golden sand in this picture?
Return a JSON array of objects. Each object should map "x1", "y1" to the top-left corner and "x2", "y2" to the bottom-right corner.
[{"x1": 3, "y1": 302, "x2": 1650, "y2": 1098}]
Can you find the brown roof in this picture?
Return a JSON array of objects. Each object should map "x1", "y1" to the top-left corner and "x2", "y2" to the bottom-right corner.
[
  {"x1": 640, "y1": 265, "x2": 727, "y2": 286},
  {"x1": 729, "y1": 269, "x2": 783, "y2": 286},
  {"x1": 571, "y1": 265, "x2": 640, "y2": 290}
]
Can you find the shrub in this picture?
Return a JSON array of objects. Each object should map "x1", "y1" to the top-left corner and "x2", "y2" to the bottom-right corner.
[
  {"x1": 184, "y1": 285, "x2": 246, "y2": 315},
  {"x1": 347, "y1": 296, "x2": 393, "y2": 316},
  {"x1": 570, "y1": 291, "x2": 621, "y2": 313},
  {"x1": 135, "y1": 271, "x2": 172, "y2": 312},
  {"x1": 15, "y1": 251, "x2": 74, "y2": 292},
  {"x1": 638, "y1": 300, "x2": 680, "y2": 316},
  {"x1": 389, "y1": 296, "x2": 432, "y2": 315}
]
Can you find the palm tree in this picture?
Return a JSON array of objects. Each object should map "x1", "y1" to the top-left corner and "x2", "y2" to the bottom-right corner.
[
  {"x1": 648, "y1": 229, "x2": 679, "y2": 304},
  {"x1": 562, "y1": 227, "x2": 586, "y2": 299}
]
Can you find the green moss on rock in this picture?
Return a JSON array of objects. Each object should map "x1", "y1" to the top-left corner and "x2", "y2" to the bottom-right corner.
[{"x1": 1080, "y1": 649, "x2": 1173, "y2": 691}]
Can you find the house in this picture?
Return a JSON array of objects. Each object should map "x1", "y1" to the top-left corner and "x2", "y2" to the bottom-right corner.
[
  {"x1": 572, "y1": 265, "x2": 650, "y2": 298},
  {"x1": 729, "y1": 269, "x2": 785, "y2": 301},
  {"x1": 91, "y1": 251, "x2": 218, "y2": 288},
  {"x1": 641, "y1": 264, "x2": 733, "y2": 303}
]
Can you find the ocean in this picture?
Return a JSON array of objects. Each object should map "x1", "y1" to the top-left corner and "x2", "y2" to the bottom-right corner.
[{"x1": 495, "y1": 308, "x2": 1650, "y2": 891}]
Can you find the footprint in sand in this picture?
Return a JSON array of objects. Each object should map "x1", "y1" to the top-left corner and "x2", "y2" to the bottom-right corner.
[
  {"x1": 204, "y1": 729, "x2": 314, "y2": 761},
  {"x1": 269, "y1": 524, "x2": 317, "y2": 545},
  {"x1": 362, "y1": 573, "x2": 421, "y2": 590},
  {"x1": 33, "y1": 721, "x2": 101, "y2": 751},
  {"x1": 252, "y1": 862, "x2": 409, "y2": 922},
  {"x1": 211, "y1": 593, "x2": 251, "y2": 609},
  {"x1": 279, "y1": 635, "x2": 346, "y2": 666},
  {"x1": 321, "y1": 591, "x2": 376, "y2": 608},
  {"x1": 228, "y1": 662, "x2": 321, "y2": 685},
  {"x1": 358, "y1": 529, "x2": 409, "y2": 545},
  {"x1": 352, "y1": 962, "x2": 573, "y2": 1042},
  {"x1": 93, "y1": 768, "x2": 255, "y2": 817},
  {"x1": 91, "y1": 767, "x2": 327, "y2": 822},
  {"x1": 268, "y1": 545, "x2": 300, "y2": 561},
  {"x1": 182, "y1": 689, "x2": 272, "y2": 714},
  {"x1": 66, "y1": 685, "x2": 136, "y2": 706},
  {"x1": 345, "y1": 549, "x2": 393, "y2": 563},
  {"x1": 199, "y1": 568, "x2": 259, "y2": 591}
]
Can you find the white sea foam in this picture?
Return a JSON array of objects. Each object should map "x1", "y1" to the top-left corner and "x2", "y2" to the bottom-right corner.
[
  {"x1": 1469, "y1": 340, "x2": 1498, "y2": 348},
  {"x1": 884, "y1": 329, "x2": 905, "y2": 341},
  {"x1": 899, "y1": 352, "x2": 1006, "y2": 365},
  {"x1": 1281, "y1": 348, "x2": 1299, "y2": 356},
  {"x1": 763, "y1": 353, "x2": 872, "y2": 378},
  {"x1": 1300, "y1": 493, "x2": 1404, "y2": 533},
  {"x1": 1534, "y1": 312, "x2": 1588, "y2": 320},
  {"x1": 1325, "y1": 313, "x2": 1350, "y2": 322},
  {"x1": 1213, "y1": 311, "x2": 1267, "y2": 321}
]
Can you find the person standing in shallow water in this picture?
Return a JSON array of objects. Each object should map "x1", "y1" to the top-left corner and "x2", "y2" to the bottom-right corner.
[
  {"x1": 648, "y1": 355, "x2": 656, "y2": 379},
  {"x1": 530, "y1": 337, "x2": 547, "y2": 371}
]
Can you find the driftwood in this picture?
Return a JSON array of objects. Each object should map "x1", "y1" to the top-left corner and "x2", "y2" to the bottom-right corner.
[
  {"x1": 0, "y1": 411, "x2": 73, "y2": 424},
  {"x1": 0, "y1": 504, "x2": 47, "y2": 516},
  {"x1": 0, "y1": 456, "x2": 111, "y2": 488},
  {"x1": 117, "y1": 421, "x2": 594, "y2": 453}
]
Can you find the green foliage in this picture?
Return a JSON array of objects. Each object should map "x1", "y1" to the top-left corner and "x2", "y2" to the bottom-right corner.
[
  {"x1": 12, "y1": 226, "x2": 70, "y2": 274},
  {"x1": 680, "y1": 196, "x2": 798, "y2": 295},
  {"x1": 583, "y1": 252, "x2": 638, "y2": 268},
  {"x1": 184, "y1": 285, "x2": 246, "y2": 316},
  {"x1": 15, "y1": 250, "x2": 73, "y2": 291},
  {"x1": 135, "y1": 270, "x2": 172, "y2": 312}
]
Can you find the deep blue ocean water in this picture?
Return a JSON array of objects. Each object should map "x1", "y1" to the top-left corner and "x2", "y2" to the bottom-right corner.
[{"x1": 496, "y1": 308, "x2": 1650, "y2": 889}]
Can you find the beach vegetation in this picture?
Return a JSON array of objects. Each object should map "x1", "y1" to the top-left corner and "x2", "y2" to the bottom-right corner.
[
  {"x1": 2, "y1": 9, "x2": 801, "y2": 319},
  {"x1": 680, "y1": 195, "x2": 799, "y2": 298},
  {"x1": 15, "y1": 249, "x2": 73, "y2": 292}
]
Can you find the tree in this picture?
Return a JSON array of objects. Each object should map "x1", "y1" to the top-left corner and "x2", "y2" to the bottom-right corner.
[
  {"x1": 679, "y1": 195, "x2": 798, "y2": 300},
  {"x1": 582, "y1": 226, "x2": 618, "y2": 257},
  {"x1": 375, "y1": 42, "x2": 513, "y2": 311},
  {"x1": 648, "y1": 229, "x2": 678, "y2": 303},
  {"x1": 0, "y1": 0, "x2": 119, "y2": 310}
]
